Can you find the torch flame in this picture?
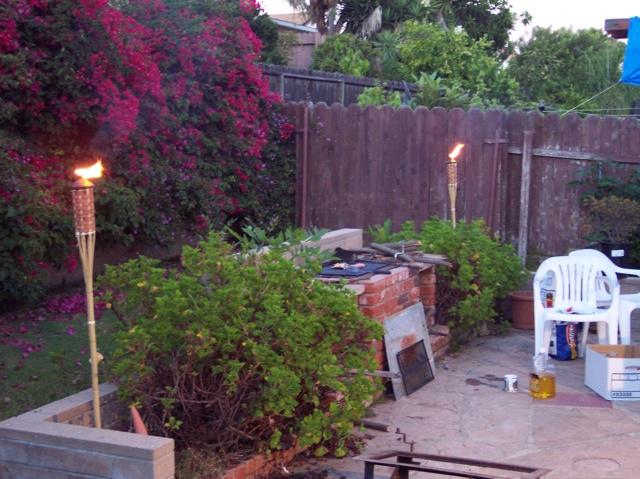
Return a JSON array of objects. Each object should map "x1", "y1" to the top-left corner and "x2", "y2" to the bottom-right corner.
[
  {"x1": 448, "y1": 144, "x2": 465, "y2": 162},
  {"x1": 74, "y1": 161, "x2": 103, "y2": 180}
]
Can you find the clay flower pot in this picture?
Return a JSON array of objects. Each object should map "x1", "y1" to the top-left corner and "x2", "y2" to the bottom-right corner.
[{"x1": 509, "y1": 291, "x2": 534, "y2": 330}]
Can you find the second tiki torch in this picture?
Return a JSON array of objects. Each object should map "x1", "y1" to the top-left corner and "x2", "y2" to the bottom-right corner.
[{"x1": 447, "y1": 144, "x2": 464, "y2": 228}]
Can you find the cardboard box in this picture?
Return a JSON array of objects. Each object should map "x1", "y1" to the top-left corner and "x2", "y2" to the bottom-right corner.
[{"x1": 585, "y1": 345, "x2": 640, "y2": 400}]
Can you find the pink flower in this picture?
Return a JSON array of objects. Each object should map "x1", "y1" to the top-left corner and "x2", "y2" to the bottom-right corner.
[{"x1": 67, "y1": 328, "x2": 74, "y2": 335}]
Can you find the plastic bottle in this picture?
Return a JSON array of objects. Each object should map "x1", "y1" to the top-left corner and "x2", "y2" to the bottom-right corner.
[{"x1": 529, "y1": 348, "x2": 556, "y2": 399}]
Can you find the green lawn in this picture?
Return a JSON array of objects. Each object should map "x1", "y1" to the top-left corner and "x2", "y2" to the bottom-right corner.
[{"x1": 0, "y1": 289, "x2": 119, "y2": 421}]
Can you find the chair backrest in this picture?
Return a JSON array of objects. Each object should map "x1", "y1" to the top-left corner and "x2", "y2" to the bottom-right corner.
[
  {"x1": 570, "y1": 248, "x2": 640, "y2": 277},
  {"x1": 569, "y1": 248, "x2": 610, "y2": 263},
  {"x1": 533, "y1": 255, "x2": 620, "y2": 314},
  {"x1": 569, "y1": 249, "x2": 615, "y2": 304}
]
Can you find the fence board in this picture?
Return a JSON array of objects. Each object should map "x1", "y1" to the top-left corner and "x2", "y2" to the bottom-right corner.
[{"x1": 289, "y1": 103, "x2": 640, "y2": 260}]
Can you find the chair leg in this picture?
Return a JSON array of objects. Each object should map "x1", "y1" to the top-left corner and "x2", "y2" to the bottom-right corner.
[
  {"x1": 578, "y1": 322, "x2": 590, "y2": 358},
  {"x1": 619, "y1": 300, "x2": 640, "y2": 345}
]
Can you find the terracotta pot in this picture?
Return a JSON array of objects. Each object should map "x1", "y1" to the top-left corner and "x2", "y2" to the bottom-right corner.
[{"x1": 509, "y1": 291, "x2": 534, "y2": 330}]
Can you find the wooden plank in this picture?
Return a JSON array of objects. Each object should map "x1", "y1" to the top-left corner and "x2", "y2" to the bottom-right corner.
[
  {"x1": 292, "y1": 102, "x2": 306, "y2": 228},
  {"x1": 462, "y1": 108, "x2": 485, "y2": 223},
  {"x1": 518, "y1": 131, "x2": 533, "y2": 263},
  {"x1": 604, "y1": 18, "x2": 629, "y2": 39},
  {"x1": 308, "y1": 103, "x2": 332, "y2": 228},
  {"x1": 504, "y1": 110, "x2": 526, "y2": 245},
  {"x1": 483, "y1": 109, "x2": 507, "y2": 232},
  {"x1": 346, "y1": 103, "x2": 366, "y2": 229},
  {"x1": 360, "y1": 104, "x2": 379, "y2": 232},
  {"x1": 412, "y1": 107, "x2": 433, "y2": 226},
  {"x1": 331, "y1": 102, "x2": 351, "y2": 229},
  {"x1": 506, "y1": 147, "x2": 640, "y2": 164},
  {"x1": 428, "y1": 108, "x2": 449, "y2": 222},
  {"x1": 560, "y1": 112, "x2": 584, "y2": 249},
  {"x1": 390, "y1": 106, "x2": 414, "y2": 228}
]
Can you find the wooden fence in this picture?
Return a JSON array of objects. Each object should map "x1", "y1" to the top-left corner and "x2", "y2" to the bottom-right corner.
[
  {"x1": 261, "y1": 64, "x2": 415, "y2": 106},
  {"x1": 285, "y1": 102, "x2": 640, "y2": 262}
]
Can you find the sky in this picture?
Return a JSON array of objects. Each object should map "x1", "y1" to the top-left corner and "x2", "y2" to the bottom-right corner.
[{"x1": 259, "y1": 0, "x2": 638, "y2": 41}]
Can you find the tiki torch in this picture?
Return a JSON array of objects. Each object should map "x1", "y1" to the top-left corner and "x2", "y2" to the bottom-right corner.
[
  {"x1": 71, "y1": 160, "x2": 104, "y2": 429},
  {"x1": 447, "y1": 144, "x2": 464, "y2": 228}
]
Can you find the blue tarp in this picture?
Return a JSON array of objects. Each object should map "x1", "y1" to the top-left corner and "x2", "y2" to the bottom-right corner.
[{"x1": 621, "y1": 17, "x2": 640, "y2": 86}]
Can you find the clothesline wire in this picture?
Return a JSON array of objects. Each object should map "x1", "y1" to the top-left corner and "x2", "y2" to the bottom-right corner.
[{"x1": 560, "y1": 82, "x2": 622, "y2": 116}]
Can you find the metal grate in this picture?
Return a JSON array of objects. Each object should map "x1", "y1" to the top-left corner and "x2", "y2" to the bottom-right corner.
[{"x1": 396, "y1": 340, "x2": 434, "y2": 396}]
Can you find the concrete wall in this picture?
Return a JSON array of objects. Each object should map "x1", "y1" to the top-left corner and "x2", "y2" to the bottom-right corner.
[{"x1": 0, "y1": 383, "x2": 175, "y2": 479}]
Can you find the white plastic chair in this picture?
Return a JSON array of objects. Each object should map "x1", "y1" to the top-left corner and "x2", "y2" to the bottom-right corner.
[
  {"x1": 533, "y1": 255, "x2": 620, "y2": 357},
  {"x1": 569, "y1": 248, "x2": 640, "y2": 344}
]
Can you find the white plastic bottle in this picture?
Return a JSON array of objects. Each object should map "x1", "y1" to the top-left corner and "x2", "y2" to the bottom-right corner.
[{"x1": 529, "y1": 348, "x2": 556, "y2": 398}]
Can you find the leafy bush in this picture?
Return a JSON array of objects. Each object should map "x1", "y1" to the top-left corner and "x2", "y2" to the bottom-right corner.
[
  {"x1": 97, "y1": 230, "x2": 383, "y2": 458},
  {"x1": 357, "y1": 84, "x2": 403, "y2": 108},
  {"x1": 310, "y1": 33, "x2": 380, "y2": 77},
  {"x1": 395, "y1": 21, "x2": 518, "y2": 106},
  {"x1": 580, "y1": 196, "x2": 640, "y2": 244},
  {"x1": 369, "y1": 218, "x2": 527, "y2": 342}
]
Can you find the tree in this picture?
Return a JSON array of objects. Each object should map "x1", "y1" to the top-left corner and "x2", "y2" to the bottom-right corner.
[
  {"x1": 283, "y1": 0, "x2": 526, "y2": 56},
  {"x1": 310, "y1": 33, "x2": 381, "y2": 77},
  {"x1": 395, "y1": 21, "x2": 517, "y2": 106},
  {"x1": 446, "y1": 0, "x2": 522, "y2": 56},
  {"x1": 507, "y1": 27, "x2": 633, "y2": 113}
]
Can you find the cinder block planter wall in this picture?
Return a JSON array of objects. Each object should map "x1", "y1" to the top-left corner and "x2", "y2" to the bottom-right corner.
[{"x1": 0, "y1": 383, "x2": 175, "y2": 479}]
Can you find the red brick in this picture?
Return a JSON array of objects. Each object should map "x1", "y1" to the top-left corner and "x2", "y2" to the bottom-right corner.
[
  {"x1": 408, "y1": 286, "x2": 421, "y2": 301},
  {"x1": 419, "y1": 273, "x2": 436, "y2": 286},
  {"x1": 375, "y1": 350, "x2": 386, "y2": 368},
  {"x1": 397, "y1": 291, "x2": 410, "y2": 306},
  {"x1": 393, "y1": 267, "x2": 410, "y2": 282},
  {"x1": 420, "y1": 284, "x2": 436, "y2": 296},
  {"x1": 222, "y1": 463, "x2": 247, "y2": 479},
  {"x1": 360, "y1": 302, "x2": 387, "y2": 319},
  {"x1": 422, "y1": 294, "x2": 436, "y2": 307},
  {"x1": 245, "y1": 455, "x2": 265, "y2": 476},
  {"x1": 358, "y1": 290, "x2": 387, "y2": 306},
  {"x1": 361, "y1": 275, "x2": 388, "y2": 293}
]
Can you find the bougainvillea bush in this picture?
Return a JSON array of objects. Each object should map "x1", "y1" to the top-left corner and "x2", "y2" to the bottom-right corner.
[
  {"x1": 0, "y1": 0, "x2": 295, "y2": 308},
  {"x1": 97, "y1": 231, "x2": 383, "y2": 458}
]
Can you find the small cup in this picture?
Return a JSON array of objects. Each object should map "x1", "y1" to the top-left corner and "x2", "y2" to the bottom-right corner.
[{"x1": 504, "y1": 374, "x2": 518, "y2": 392}]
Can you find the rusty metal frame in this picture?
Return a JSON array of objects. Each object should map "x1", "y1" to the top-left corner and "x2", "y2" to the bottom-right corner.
[{"x1": 355, "y1": 450, "x2": 551, "y2": 479}]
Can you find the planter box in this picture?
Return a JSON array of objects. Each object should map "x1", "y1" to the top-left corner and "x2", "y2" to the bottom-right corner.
[{"x1": 0, "y1": 383, "x2": 175, "y2": 479}]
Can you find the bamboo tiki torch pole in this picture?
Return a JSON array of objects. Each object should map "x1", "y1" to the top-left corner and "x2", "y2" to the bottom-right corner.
[
  {"x1": 446, "y1": 161, "x2": 458, "y2": 229},
  {"x1": 447, "y1": 144, "x2": 464, "y2": 229},
  {"x1": 71, "y1": 163, "x2": 103, "y2": 429}
]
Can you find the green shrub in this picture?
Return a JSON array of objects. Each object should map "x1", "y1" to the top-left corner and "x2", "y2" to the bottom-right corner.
[
  {"x1": 97, "y1": 230, "x2": 383, "y2": 457},
  {"x1": 310, "y1": 33, "x2": 380, "y2": 77},
  {"x1": 369, "y1": 218, "x2": 527, "y2": 342},
  {"x1": 357, "y1": 85, "x2": 403, "y2": 108}
]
